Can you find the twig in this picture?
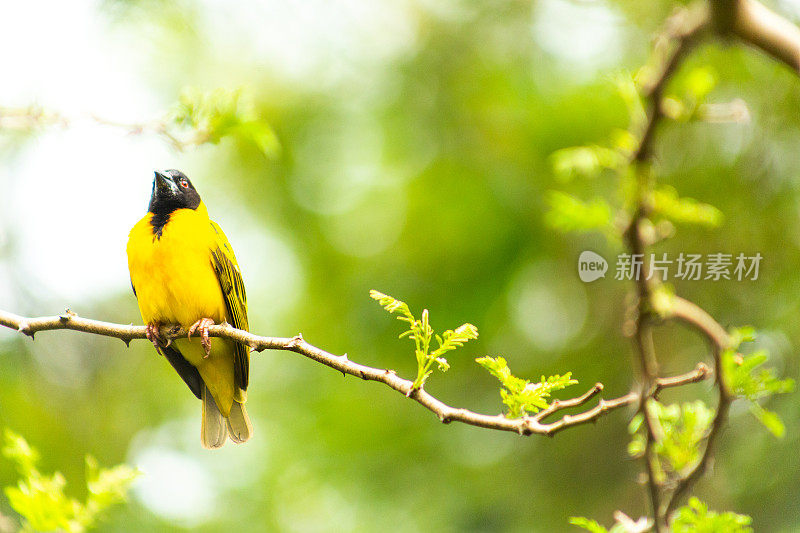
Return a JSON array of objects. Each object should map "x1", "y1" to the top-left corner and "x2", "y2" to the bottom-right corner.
[
  {"x1": 0, "y1": 308, "x2": 711, "y2": 437},
  {"x1": 626, "y1": 8, "x2": 709, "y2": 530},
  {"x1": 636, "y1": 4, "x2": 710, "y2": 164},
  {"x1": 669, "y1": 296, "x2": 731, "y2": 350},
  {"x1": 730, "y1": 0, "x2": 800, "y2": 73},
  {"x1": 626, "y1": 0, "x2": 800, "y2": 526},
  {"x1": 0, "y1": 106, "x2": 200, "y2": 151},
  {"x1": 661, "y1": 296, "x2": 733, "y2": 516}
]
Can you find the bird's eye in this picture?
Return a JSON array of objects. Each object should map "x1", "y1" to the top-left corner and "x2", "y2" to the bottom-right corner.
[{"x1": 179, "y1": 179, "x2": 189, "y2": 189}]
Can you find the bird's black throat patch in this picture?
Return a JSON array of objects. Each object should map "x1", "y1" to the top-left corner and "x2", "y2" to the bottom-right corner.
[
  {"x1": 147, "y1": 169, "x2": 202, "y2": 239},
  {"x1": 149, "y1": 211, "x2": 172, "y2": 239}
]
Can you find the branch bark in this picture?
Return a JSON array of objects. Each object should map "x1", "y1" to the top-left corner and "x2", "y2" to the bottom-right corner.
[
  {"x1": 661, "y1": 296, "x2": 734, "y2": 516},
  {"x1": 0, "y1": 308, "x2": 710, "y2": 438},
  {"x1": 626, "y1": 8, "x2": 709, "y2": 530},
  {"x1": 730, "y1": 0, "x2": 800, "y2": 73}
]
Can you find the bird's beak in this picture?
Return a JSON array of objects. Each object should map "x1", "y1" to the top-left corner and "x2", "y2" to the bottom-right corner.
[{"x1": 154, "y1": 170, "x2": 179, "y2": 196}]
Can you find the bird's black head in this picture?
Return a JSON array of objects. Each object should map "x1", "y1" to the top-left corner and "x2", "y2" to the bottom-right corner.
[
  {"x1": 148, "y1": 170, "x2": 201, "y2": 238},
  {"x1": 148, "y1": 170, "x2": 201, "y2": 215}
]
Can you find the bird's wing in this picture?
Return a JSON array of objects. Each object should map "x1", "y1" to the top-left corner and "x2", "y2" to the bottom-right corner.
[
  {"x1": 209, "y1": 220, "x2": 250, "y2": 392},
  {"x1": 162, "y1": 345, "x2": 203, "y2": 399}
]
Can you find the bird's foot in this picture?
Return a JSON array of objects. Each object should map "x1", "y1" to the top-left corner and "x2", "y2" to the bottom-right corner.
[
  {"x1": 145, "y1": 323, "x2": 169, "y2": 351},
  {"x1": 188, "y1": 318, "x2": 215, "y2": 358}
]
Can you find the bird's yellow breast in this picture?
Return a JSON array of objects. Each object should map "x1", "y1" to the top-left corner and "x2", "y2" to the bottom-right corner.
[{"x1": 127, "y1": 203, "x2": 228, "y2": 327}]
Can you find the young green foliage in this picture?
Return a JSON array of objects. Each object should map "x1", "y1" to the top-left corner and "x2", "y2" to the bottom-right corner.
[
  {"x1": 570, "y1": 513, "x2": 651, "y2": 533},
  {"x1": 670, "y1": 497, "x2": 752, "y2": 533},
  {"x1": 545, "y1": 191, "x2": 615, "y2": 237},
  {"x1": 651, "y1": 185, "x2": 723, "y2": 228},
  {"x1": 722, "y1": 327, "x2": 795, "y2": 437},
  {"x1": 661, "y1": 66, "x2": 718, "y2": 122},
  {"x1": 548, "y1": 66, "x2": 727, "y2": 245},
  {"x1": 370, "y1": 290, "x2": 478, "y2": 390},
  {"x1": 571, "y1": 498, "x2": 751, "y2": 533},
  {"x1": 2, "y1": 429, "x2": 138, "y2": 533},
  {"x1": 722, "y1": 348, "x2": 794, "y2": 437},
  {"x1": 628, "y1": 400, "x2": 714, "y2": 481},
  {"x1": 569, "y1": 516, "x2": 623, "y2": 533},
  {"x1": 550, "y1": 145, "x2": 626, "y2": 181},
  {"x1": 170, "y1": 87, "x2": 280, "y2": 157},
  {"x1": 476, "y1": 356, "x2": 577, "y2": 418}
]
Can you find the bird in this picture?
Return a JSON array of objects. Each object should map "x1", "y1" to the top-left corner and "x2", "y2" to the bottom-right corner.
[{"x1": 127, "y1": 169, "x2": 252, "y2": 449}]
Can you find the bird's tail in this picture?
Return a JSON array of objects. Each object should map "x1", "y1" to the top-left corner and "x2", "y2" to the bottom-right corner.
[
  {"x1": 227, "y1": 399, "x2": 253, "y2": 444},
  {"x1": 201, "y1": 384, "x2": 227, "y2": 449}
]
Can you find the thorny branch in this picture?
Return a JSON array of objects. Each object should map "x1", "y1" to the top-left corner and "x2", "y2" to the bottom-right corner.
[
  {"x1": 1, "y1": 0, "x2": 798, "y2": 530},
  {"x1": 662, "y1": 296, "x2": 733, "y2": 516},
  {"x1": 626, "y1": 8, "x2": 709, "y2": 531},
  {"x1": 0, "y1": 106, "x2": 204, "y2": 151},
  {"x1": 622, "y1": 0, "x2": 800, "y2": 528},
  {"x1": 0, "y1": 308, "x2": 710, "y2": 437}
]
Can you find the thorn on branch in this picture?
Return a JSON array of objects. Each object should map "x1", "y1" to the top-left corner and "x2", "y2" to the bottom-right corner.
[
  {"x1": 0, "y1": 308, "x2": 675, "y2": 439},
  {"x1": 288, "y1": 333, "x2": 304, "y2": 349},
  {"x1": 17, "y1": 322, "x2": 32, "y2": 339}
]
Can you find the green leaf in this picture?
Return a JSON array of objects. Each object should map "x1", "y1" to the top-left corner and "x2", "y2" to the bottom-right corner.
[
  {"x1": 721, "y1": 348, "x2": 793, "y2": 436},
  {"x1": 749, "y1": 404, "x2": 786, "y2": 438},
  {"x1": 662, "y1": 66, "x2": 718, "y2": 122},
  {"x1": 431, "y1": 323, "x2": 479, "y2": 358},
  {"x1": 728, "y1": 326, "x2": 756, "y2": 349},
  {"x1": 2, "y1": 429, "x2": 137, "y2": 533},
  {"x1": 683, "y1": 67, "x2": 717, "y2": 101},
  {"x1": 569, "y1": 516, "x2": 609, "y2": 533},
  {"x1": 85, "y1": 455, "x2": 139, "y2": 511},
  {"x1": 651, "y1": 186, "x2": 723, "y2": 227},
  {"x1": 170, "y1": 87, "x2": 279, "y2": 157},
  {"x1": 671, "y1": 497, "x2": 752, "y2": 532},
  {"x1": 371, "y1": 290, "x2": 478, "y2": 390},
  {"x1": 628, "y1": 401, "x2": 714, "y2": 478},
  {"x1": 2, "y1": 429, "x2": 40, "y2": 476},
  {"x1": 550, "y1": 145, "x2": 626, "y2": 181},
  {"x1": 723, "y1": 350, "x2": 794, "y2": 401},
  {"x1": 477, "y1": 356, "x2": 577, "y2": 418},
  {"x1": 370, "y1": 290, "x2": 413, "y2": 320},
  {"x1": 545, "y1": 191, "x2": 614, "y2": 234}
]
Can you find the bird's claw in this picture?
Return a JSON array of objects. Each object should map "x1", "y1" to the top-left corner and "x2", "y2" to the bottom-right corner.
[
  {"x1": 188, "y1": 318, "x2": 215, "y2": 358},
  {"x1": 145, "y1": 323, "x2": 168, "y2": 352}
]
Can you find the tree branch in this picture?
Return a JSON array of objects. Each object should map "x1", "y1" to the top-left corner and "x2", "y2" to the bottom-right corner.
[
  {"x1": 0, "y1": 308, "x2": 710, "y2": 438},
  {"x1": 730, "y1": 0, "x2": 800, "y2": 73},
  {"x1": 626, "y1": 0, "x2": 800, "y2": 526},
  {"x1": 626, "y1": 8, "x2": 709, "y2": 530},
  {"x1": 661, "y1": 296, "x2": 733, "y2": 516},
  {"x1": 0, "y1": 106, "x2": 205, "y2": 151}
]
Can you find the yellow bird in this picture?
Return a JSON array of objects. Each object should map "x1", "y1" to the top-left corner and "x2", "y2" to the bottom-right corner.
[{"x1": 127, "y1": 170, "x2": 252, "y2": 449}]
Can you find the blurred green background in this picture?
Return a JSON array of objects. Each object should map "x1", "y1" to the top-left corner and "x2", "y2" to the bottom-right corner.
[{"x1": 1, "y1": 0, "x2": 800, "y2": 531}]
